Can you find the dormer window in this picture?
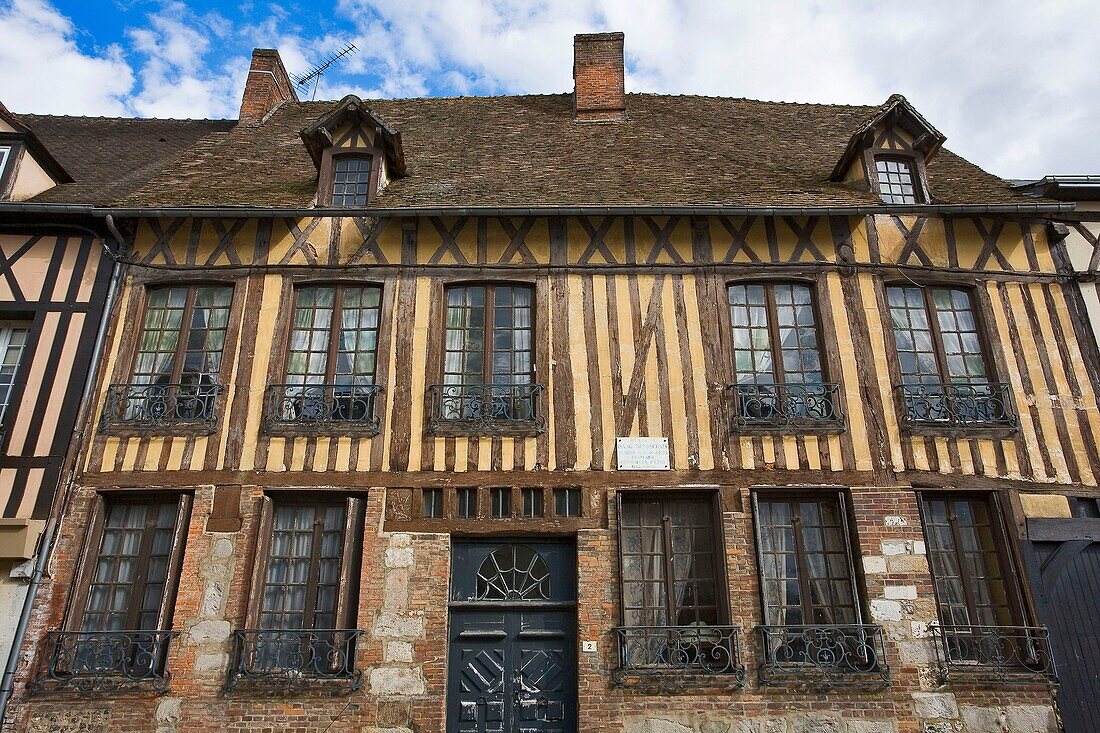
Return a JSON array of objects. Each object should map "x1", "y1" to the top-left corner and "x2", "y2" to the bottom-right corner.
[
  {"x1": 874, "y1": 156, "x2": 922, "y2": 204},
  {"x1": 0, "y1": 147, "x2": 10, "y2": 178},
  {"x1": 331, "y1": 155, "x2": 373, "y2": 207}
]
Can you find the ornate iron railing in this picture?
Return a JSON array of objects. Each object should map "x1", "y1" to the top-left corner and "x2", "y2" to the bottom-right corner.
[
  {"x1": 100, "y1": 382, "x2": 224, "y2": 431},
  {"x1": 757, "y1": 625, "x2": 890, "y2": 688},
  {"x1": 896, "y1": 382, "x2": 1016, "y2": 429},
  {"x1": 29, "y1": 630, "x2": 177, "y2": 694},
  {"x1": 226, "y1": 629, "x2": 363, "y2": 691},
  {"x1": 931, "y1": 624, "x2": 1056, "y2": 684},
  {"x1": 613, "y1": 626, "x2": 744, "y2": 686},
  {"x1": 427, "y1": 383, "x2": 546, "y2": 435},
  {"x1": 727, "y1": 382, "x2": 844, "y2": 430},
  {"x1": 264, "y1": 384, "x2": 384, "y2": 433}
]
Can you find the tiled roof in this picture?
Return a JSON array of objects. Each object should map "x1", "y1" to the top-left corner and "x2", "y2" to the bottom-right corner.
[
  {"x1": 16, "y1": 115, "x2": 235, "y2": 205},
  {"x1": 19, "y1": 94, "x2": 1030, "y2": 209}
]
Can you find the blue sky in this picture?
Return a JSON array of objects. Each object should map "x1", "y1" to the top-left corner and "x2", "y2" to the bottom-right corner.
[{"x1": 1, "y1": 0, "x2": 1098, "y2": 180}]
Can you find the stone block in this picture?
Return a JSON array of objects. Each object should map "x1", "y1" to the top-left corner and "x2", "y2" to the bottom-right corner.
[
  {"x1": 385, "y1": 640, "x2": 414, "y2": 663},
  {"x1": 187, "y1": 619, "x2": 231, "y2": 644},
  {"x1": 383, "y1": 569, "x2": 409, "y2": 609},
  {"x1": 1019, "y1": 493, "x2": 1071, "y2": 519},
  {"x1": 701, "y1": 723, "x2": 732, "y2": 733},
  {"x1": 389, "y1": 532, "x2": 413, "y2": 548},
  {"x1": 897, "y1": 639, "x2": 937, "y2": 664},
  {"x1": 791, "y1": 714, "x2": 841, "y2": 733},
  {"x1": 913, "y1": 692, "x2": 959, "y2": 720},
  {"x1": 960, "y1": 704, "x2": 1005, "y2": 732},
  {"x1": 369, "y1": 666, "x2": 426, "y2": 696},
  {"x1": 870, "y1": 599, "x2": 903, "y2": 622},
  {"x1": 198, "y1": 581, "x2": 225, "y2": 617},
  {"x1": 1006, "y1": 705, "x2": 1057, "y2": 733},
  {"x1": 155, "y1": 697, "x2": 181, "y2": 722},
  {"x1": 212, "y1": 537, "x2": 234, "y2": 558},
  {"x1": 385, "y1": 547, "x2": 415, "y2": 568},
  {"x1": 863, "y1": 556, "x2": 887, "y2": 574},
  {"x1": 884, "y1": 585, "x2": 918, "y2": 600},
  {"x1": 633, "y1": 720, "x2": 694, "y2": 733},
  {"x1": 922, "y1": 724, "x2": 956, "y2": 733},
  {"x1": 882, "y1": 539, "x2": 911, "y2": 556},
  {"x1": 887, "y1": 554, "x2": 929, "y2": 573},
  {"x1": 912, "y1": 540, "x2": 927, "y2": 555},
  {"x1": 846, "y1": 722, "x2": 897, "y2": 733},
  {"x1": 194, "y1": 652, "x2": 228, "y2": 673},
  {"x1": 373, "y1": 611, "x2": 425, "y2": 639}
]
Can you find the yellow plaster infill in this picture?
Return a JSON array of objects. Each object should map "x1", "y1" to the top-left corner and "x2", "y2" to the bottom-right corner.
[
  {"x1": 592, "y1": 275, "x2": 617, "y2": 470},
  {"x1": 614, "y1": 277, "x2": 638, "y2": 436},
  {"x1": 826, "y1": 273, "x2": 872, "y2": 471},
  {"x1": 681, "y1": 276, "x2": 714, "y2": 471},
  {"x1": 658, "y1": 276, "x2": 688, "y2": 467},
  {"x1": 641, "y1": 277, "x2": 663, "y2": 447},
  {"x1": 857, "y1": 274, "x2": 903, "y2": 471},
  {"x1": 406, "y1": 277, "x2": 432, "y2": 471},
  {"x1": 567, "y1": 274, "x2": 593, "y2": 471},
  {"x1": 1019, "y1": 493, "x2": 1071, "y2": 519}
]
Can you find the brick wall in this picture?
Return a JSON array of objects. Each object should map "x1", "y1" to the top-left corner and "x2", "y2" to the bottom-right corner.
[{"x1": 5, "y1": 483, "x2": 1058, "y2": 733}]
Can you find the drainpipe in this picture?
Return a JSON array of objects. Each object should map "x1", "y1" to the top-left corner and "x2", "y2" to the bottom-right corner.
[{"x1": 0, "y1": 216, "x2": 125, "y2": 725}]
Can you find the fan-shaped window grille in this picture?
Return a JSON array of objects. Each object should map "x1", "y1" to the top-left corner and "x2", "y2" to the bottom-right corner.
[{"x1": 475, "y1": 545, "x2": 551, "y2": 601}]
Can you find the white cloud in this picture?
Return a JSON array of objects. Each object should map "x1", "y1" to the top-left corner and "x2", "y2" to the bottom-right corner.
[{"x1": 0, "y1": 0, "x2": 133, "y2": 116}]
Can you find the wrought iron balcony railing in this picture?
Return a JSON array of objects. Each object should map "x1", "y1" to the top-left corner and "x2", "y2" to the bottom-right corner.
[
  {"x1": 727, "y1": 382, "x2": 844, "y2": 430},
  {"x1": 264, "y1": 383, "x2": 384, "y2": 434},
  {"x1": 896, "y1": 382, "x2": 1017, "y2": 430},
  {"x1": 931, "y1": 624, "x2": 1056, "y2": 684},
  {"x1": 613, "y1": 625, "x2": 744, "y2": 686},
  {"x1": 226, "y1": 629, "x2": 363, "y2": 691},
  {"x1": 29, "y1": 629, "x2": 177, "y2": 694},
  {"x1": 757, "y1": 625, "x2": 890, "y2": 688},
  {"x1": 100, "y1": 382, "x2": 224, "y2": 432},
  {"x1": 427, "y1": 383, "x2": 546, "y2": 435}
]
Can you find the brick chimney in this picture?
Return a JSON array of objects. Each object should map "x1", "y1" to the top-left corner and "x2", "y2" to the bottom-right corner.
[
  {"x1": 573, "y1": 32, "x2": 626, "y2": 122},
  {"x1": 239, "y1": 48, "x2": 298, "y2": 125}
]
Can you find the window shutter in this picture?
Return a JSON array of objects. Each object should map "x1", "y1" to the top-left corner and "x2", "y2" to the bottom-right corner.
[
  {"x1": 62, "y1": 494, "x2": 106, "y2": 631},
  {"x1": 244, "y1": 494, "x2": 275, "y2": 630},
  {"x1": 155, "y1": 493, "x2": 193, "y2": 631},
  {"x1": 336, "y1": 496, "x2": 365, "y2": 630}
]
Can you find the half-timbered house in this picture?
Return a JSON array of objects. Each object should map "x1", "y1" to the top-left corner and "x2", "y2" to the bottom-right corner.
[{"x1": 2, "y1": 34, "x2": 1096, "y2": 733}]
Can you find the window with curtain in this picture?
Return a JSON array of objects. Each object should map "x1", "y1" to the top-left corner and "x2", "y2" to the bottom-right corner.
[
  {"x1": 286, "y1": 285, "x2": 381, "y2": 388},
  {"x1": 887, "y1": 285, "x2": 1007, "y2": 425},
  {"x1": 619, "y1": 495, "x2": 722, "y2": 628},
  {"x1": 754, "y1": 492, "x2": 859, "y2": 627},
  {"x1": 727, "y1": 282, "x2": 837, "y2": 425},
  {"x1": 132, "y1": 285, "x2": 233, "y2": 387}
]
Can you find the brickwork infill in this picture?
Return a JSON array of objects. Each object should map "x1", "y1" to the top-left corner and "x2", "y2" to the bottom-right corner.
[{"x1": 7, "y1": 484, "x2": 1057, "y2": 732}]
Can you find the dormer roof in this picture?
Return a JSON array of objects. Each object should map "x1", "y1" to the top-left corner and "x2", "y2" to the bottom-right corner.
[
  {"x1": 828, "y1": 94, "x2": 946, "y2": 182},
  {"x1": 300, "y1": 95, "x2": 405, "y2": 176},
  {"x1": 0, "y1": 102, "x2": 72, "y2": 185}
]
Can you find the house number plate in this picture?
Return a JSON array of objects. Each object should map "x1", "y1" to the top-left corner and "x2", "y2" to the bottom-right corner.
[{"x1": 616, "y1": 437, "x2": 671, "y2": 470}]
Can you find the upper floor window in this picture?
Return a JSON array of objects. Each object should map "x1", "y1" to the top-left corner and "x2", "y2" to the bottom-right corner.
[
  {"x1": 874, "y1": 157, "x2": 922, "y2": 204},
  {"x1": 0, "y1": 146, "x2": 10, "y2": 179},
  {"x1": 266, "y1": 285, "x2": 384, "y2": 432},
  {"x1": 429, "y1": 284, "x2": 543, "y2": 434},
  {"x1": 101, "y1": 285, "x2": 232, "y2": 431},
  {"x1": 0, "y1": 323, "x2": 29, "y2": 422},
  {"x1": 331, "y1": 156, "x2": 372, "y2": 207},
  {"x1": 887, "y1": 285, "x2": 1014, "y2": 428},
  {"x1": 727, "y1": 282, "x2": 841, "y2": 429}
]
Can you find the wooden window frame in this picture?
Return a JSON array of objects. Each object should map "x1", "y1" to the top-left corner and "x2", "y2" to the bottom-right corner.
[
  {"x1": 127, "y1": 283, "x2": 235, "y2": 385},
  {"x1": 916, "y1": 490, "x2": 1030, "y2": 629},
  {"x1": 750, "y1": 488, "x2": 866, "y2": 627},
  {"x1": 281, "y1": 282, "x2": 384, "y2": 385},
  {"x1": 872, "y1": 155, "x2": 925, "y2": 205},
  {"x1": 318, "y1": 148, "x2": 382, "y2": 207},
  {"x1": 615, "y1": 490, "x2": 730, "y2": 628},
  {"x1": 244, "y1": 493, "x2": 365, "y2": 632},
  {"x1": 439, "y1": 281, "x2": 537, "y2": 387},
  {"x1": 64, "y1": 492, "x2": 193, "y2": 633}
]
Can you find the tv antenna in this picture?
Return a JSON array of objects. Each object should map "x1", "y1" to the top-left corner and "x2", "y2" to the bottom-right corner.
[{"x1": 291, "y1": 42, "x2": 359, "y2": 100}]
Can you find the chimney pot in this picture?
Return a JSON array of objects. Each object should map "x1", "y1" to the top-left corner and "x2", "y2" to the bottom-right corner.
[
  {"x1": 239, "y1": 48, "x2": 298, "y2": 125},
  {"x1": 573, "y1": 32, "x2": 626, "y2": 122}
]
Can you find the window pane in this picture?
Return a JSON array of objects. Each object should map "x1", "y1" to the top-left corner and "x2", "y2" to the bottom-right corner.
[
  {"x1": 554, "y1": 488, "x2": 581, "y2": 517},
  {"x1": 286, "y1": 285, "x2": 382, "y2": 386},
  {"x1": 81, "y1": 498, "x2": 182, "y2": 633},
  {"x1": 422, "y1": 489, "x2": 443, "y2": 518},
  {"x1": 132, "y1": 286, "x2": 232, "y2": 385},
  {"x1": 522, "y1": 488, "x2": 543, "y2": 518},
  {"x1": 875, "y1": 158, "x2": 920, "y2": 204},
  {"x1": 259, "y1": 500, "x2": 347, "y2": 632},
  {"x1": 728, "y1": 283, "x2": 824, "y2": 386},
  {"x1": 755, "y1": 494, "x2": 858, "y2": 627},
  {"x1": 0, "y1": 324, "x2": 29, "y2": 420},
  {"x1": 331, "y1": 156, "x2": 372, "y2": 207}
]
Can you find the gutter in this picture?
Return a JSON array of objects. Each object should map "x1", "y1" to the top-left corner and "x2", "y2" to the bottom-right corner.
[
  {"x1": 0, "y1": 202, "x2": 1079, "y2": 217},
  {"x1": 0, "y1": 219, "x2": 124, "y2": 726}
]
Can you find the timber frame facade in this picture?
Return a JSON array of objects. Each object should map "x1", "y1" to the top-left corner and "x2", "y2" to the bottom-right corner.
[{"x1": 2, "y1": 34, "x2": 1096, "y2": 733}]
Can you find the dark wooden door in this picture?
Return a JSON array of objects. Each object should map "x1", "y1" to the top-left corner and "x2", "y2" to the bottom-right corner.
[
  {"x1": 1025, "y1": 537, "x2": 1100, "y2": 732},
  {"x1": 447, "y1": 540, "x2": 577, "y2": 733}
]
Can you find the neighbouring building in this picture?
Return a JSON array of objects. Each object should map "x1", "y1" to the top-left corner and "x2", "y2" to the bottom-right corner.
[{"x1": 1, "y1": 33, "x2": 1097, "y2": 733}]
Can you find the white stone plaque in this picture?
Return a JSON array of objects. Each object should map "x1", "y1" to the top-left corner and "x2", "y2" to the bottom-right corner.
[{"x1": 616, "y1": 437, "x2": 671, "y2": 470}]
